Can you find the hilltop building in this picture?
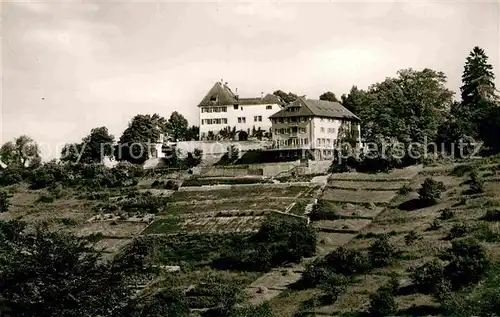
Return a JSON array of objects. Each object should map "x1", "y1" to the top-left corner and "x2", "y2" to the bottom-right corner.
[
  {"x1": 269, "y1": 98, "x2": 361, "y2": 158},
  {"x1": 198, "y1": 81, "x2": 283, "y2": 140}
]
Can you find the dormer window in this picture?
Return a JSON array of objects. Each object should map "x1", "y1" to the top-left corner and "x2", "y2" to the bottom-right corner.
[{"x1": 210, "y1": 96, "x2": 217, "y2": 101}]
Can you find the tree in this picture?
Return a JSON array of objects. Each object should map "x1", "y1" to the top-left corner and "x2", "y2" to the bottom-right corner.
[
  {"x1": 319, "y1": 91, "x2": 339, "y2": 102},
  {"x1": 185, "y1": 125, "x2": 199, "y2": 141},
  {"x1": 166, "y1": 112, "x2": 189, "y2": 141},
  {"x1": 0, "y1": 136, "x2": 41, "y2": 168},
  {"x1": 449, "y1": 47, "x2": 498, "y2": 143},
  {"x1": 272, "y1": 90, "x2": 299, "y2": 104},
  {"x1": 115, "y1": 114, "x2": 165, "y2": 164},
  {"x1": 0, "y1": 221, "x2": 134, "y2": 317},
  {"x1": 340, "y1": 86, "x2": 368, "y2": 115},
  {"x1": 360, "y1": 68, "x2": 453, "y2": 144},
  {"x1": 418, "y1": 178, "x2": 446, "y2": 202},
  {"x1": 60, "y1": 127, "x2": 114, "y2": 164}
]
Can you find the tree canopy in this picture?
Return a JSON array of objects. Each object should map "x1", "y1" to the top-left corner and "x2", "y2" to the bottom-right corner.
[
  {"x1": 61, "y1": 127, "x2": 114, "y2": 164},
  {"x1": 273, "y1": 90, "x2": 299, "y2": 104},
  {"x1": 319, "y1": 91, "x2": 339, "y2": 102},
  {"x1": 0, "y1": 221, "x2": 133, "y2": 317},
  {"x1": 115, "y1": 114, "x2": 166, "y2": 164},
  {"x1": 0, "y1": 136, "x2": 41, "y2": 168},
  {"x1": 357, "y1": 68, "x2": 454, "y2": 144},
  {"x1": 166, "y1": 111, "x2": 189, "y2": 141}
]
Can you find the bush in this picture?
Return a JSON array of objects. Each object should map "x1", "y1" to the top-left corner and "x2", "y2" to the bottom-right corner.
[
  {"x1": 0, "y1": 190, "x2": 10, "y2": 212},
  {"x1": 368, "y1": 286, "x2": 397, "y2": 317},
  {"x1": 447, "y1": 223, "x2": 469, "y2": 240},
  {"x1": 442, "y1": 238, "x2": 490, "y2": 289},
  {"x1": 468, "y1": 170, "x2": 485, "y2": 194},
  {"x1": 428, "y1": 218, "x2": 442, "y2": 231},
  {"x1": 368, "y1": 234, "x2": 397, "y2": 267},
  {"x1": 439, "y1": 208, "x2": 455, "y2": 220},
  {"x1": 325, "y1": 247, "x2": 371, "y2": 275},
  {"x1": 404, "y1": 230, "x2": 423, "y2": 245},
  {"x1": 309, "y1": 200, "x2": 339, "y2": 221},
  {"x1": 409, "y1": 259, "x2": 446, "y2": 294},
  {"x1": 319, "y1": 274, "x2": 351, "y2": 304},
  {"x1": 37, "y1": 194, "x2": 55, "y2": 203},
  {"x1": 398, "y1": 184, "x2": 412, "y2": 195},
  {"x1": 482, "y1": 209, "x2": 500, "y2": 221},
  {"x1": 418, "y1": 178, "x2": 446, "y2": 202}
]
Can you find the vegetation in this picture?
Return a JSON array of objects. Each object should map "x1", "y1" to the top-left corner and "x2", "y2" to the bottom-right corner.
[
  {"x1": 0, "y1": 190, "x2": 9, "y2": 213},
  {"x1": 418, "y1": 178, "x2": 446, "y2": 202}
]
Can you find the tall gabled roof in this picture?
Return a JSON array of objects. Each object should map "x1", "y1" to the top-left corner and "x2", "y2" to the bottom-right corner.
[
  {"x1": 269, "y1": 98, "x2": 359, "y2": 120},
  {"x1": 198, "y1": 82, "x2": 238, "y2": 107}
]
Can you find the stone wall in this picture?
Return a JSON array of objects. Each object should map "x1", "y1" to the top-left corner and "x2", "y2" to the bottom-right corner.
[{"x1": 178, "y1": 182, "x2": 312, "y2": 192}]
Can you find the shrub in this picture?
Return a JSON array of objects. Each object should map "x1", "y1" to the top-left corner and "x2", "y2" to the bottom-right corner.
[
  {"x1": 368, "y1": 234, "x2": 397, "y2": 267},
  {"x1": 427, "y1": 219, "x2": 442, "y2": 231},
  {"x1": 318, "y1": 274, "x2": 351, "y2": 304},
  {"x1": 325, "y1": 246, "x2": 371, "y2": 275},
  {"x1": 451, "y1": 164, "x2": 475, "y2": 177},
  {"x1": 227, "y1": 145, "x2": 239, "y2": 163},
  {"x1": 409, "y1": 259, "x2": 446, "y2": 294},
  {"x1": 439, "y1": 208, "x2": 455, "y2": 220},
  {"x1": 442, "y1": 238, "x2": 490, "y2": 289},
  {"x1": 418, "y1": 178, "x2": 446, "y2": 202},
  {"x1": 482, "y1": 209, "x2": 500, "y2": 221},
  {"x1": 37, "y1": 194, "x2": 55, "y2": 203},
  {"x1": 467, "y1": 170, "x2": 485, "y2": 194},
  {"x1": 398, "y1": 183, "x2": 412, "y2": 195},
  {"x1": 0, "y1": 190, "x2": 10, "y2": 212},
  {"x1": 368, "y1": 286, "x2": 397, "y2": 317},
  {"x1": 404, "y1": 230, "x2": 423, "y2": 245},
  {"x1": 447, "y1": 223, "x2": 469, "y2": 240},
  {"x1": 309, "y1": 200, "x2": 339, "y2": 221}
]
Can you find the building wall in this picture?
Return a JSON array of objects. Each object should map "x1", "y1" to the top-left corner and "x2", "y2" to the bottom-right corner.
[
  {"x1": 271, "y1": 117, "x2": 313, "y2": 149},
  {"x1": 311, "y1": 117, "x2": 342, "y2": 149},
  {"x1": 199, "y1": 103, "x2": 279, "y2": 138}
]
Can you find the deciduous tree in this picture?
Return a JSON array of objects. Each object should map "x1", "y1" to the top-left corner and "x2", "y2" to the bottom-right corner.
[{"x1": 0, "y1": 136, "x2": 41, "y2": 168}]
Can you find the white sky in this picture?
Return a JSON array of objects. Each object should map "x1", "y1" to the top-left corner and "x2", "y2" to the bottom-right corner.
[{"x1": 2, "y1": 0, "x2": 499, "y2": 158}]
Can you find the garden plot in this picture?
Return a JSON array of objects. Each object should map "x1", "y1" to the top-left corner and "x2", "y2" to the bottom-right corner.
[
  {"x1": 166, "y1": 186, "x2": 313, "y2": 202},
  {"x1": 144, "y1": 216, "x2": 264, "y2": 235},
  {"x1": 93, "y1": 238, "x2": 133, "y2": 253},
  {"x1": 313, "y1": 219, "x2": 372, "y2": 233},
  {"x1": 324, "y1": 202, "x2": 385, "y2": 219},
  {"x1": 329, "y1": 165, "x2": 421, "y2": 181},
  {"x1": 328, "y1": 180, "x2": 407, "y2": 191},
  {"x1": 72, "y1": 221, "x2": 148, "y2": 238},
  {"x1": 322, "y1": 188, "x2": 397, "y2": 204},
  {"x1": 159, "y1": 198, "x2": 292, "y2": 216}
]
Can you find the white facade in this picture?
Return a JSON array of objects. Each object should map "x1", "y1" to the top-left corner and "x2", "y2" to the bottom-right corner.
[
  {"x1": 310, "y1": 117, "x2": 343, "y2": 148},
  {"x1": 199, "y1": 103, "x2": 279, "y2": 138}
]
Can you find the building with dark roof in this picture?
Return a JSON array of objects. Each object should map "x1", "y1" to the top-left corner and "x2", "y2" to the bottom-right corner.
[
  {"x1": 269, "y1": 97, "x2": 361, "y2": 155},
  {"x1": 198, "y1": 81, "x2": 284, "y2": 140}
]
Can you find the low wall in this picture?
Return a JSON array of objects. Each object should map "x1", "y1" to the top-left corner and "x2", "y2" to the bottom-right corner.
[{"x1": 197, "y1": 167, "x2": 264, "y2": 177}]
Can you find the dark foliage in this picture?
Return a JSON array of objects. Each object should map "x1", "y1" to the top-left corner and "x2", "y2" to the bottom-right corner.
[
  {"x1": 368, "y1": 234, "x2": 397, "y2": 267},
  {"x1": 417, "y1": 178, "x2": 446, "y2": 202},
  {"x1": 0, "y1": 190, "x2": 10, "y2": 213}
]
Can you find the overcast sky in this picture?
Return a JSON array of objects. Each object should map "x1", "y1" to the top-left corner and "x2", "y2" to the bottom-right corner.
[{"x1": 2, "y1": 0, "x2": 499, "y2": 158}]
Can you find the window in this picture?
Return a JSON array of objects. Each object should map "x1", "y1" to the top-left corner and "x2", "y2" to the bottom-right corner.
[
  {"x1": 210, "y1": 96, "x2": 216, "y2": 101},
  {"x1": 278, "y1": 118, "x2": 284, "y2": 123},
  {"x1": 327, "y1": 139, "x2": 331, "y2": 146},
  {"x1": 328, "y1": 128, "x2": 336, "y2": 134},
  {"x1": 320, "y1": 127, "x2": 325, "y2": 133},
  {"x1": 299, "y1": 127, "x2": 306, "y2": 133},
  {"x1": 317, "y1": 138, "x2": 321, "y2": 146},
  {"x1": 238, "y1": 117, "x2": 242, "y2": 123},
  {"x1": 215, "y1": 118, "x2": 221, "y2": 124},
  {"x1": 201, "y1": 119, "x2": 205, "y2": 125},
  {"x1": 304, "y1": 138, "x2": 308, "y2": 145},
  {"x1": 266, "y1": 105, "x2": 272, "y2": 110},
  {"x1": 222, "y1": 118, "x2": 228, "y2": 124},
  {"x1": 213, "y1": 107, "x2": 220, "y2": 113},
  {"x1": 258, "y1": 116, "x2": 262, "y2": 122},
  {"x1": 240, "y1": 107, "x2": 243, "y2": 111},
  {"x1": 254, "y1": 116, "x2": 258, "y2": 122},
  {"x1": 222, "y1": 107, "x2": 227, "y2": 112},
  {"x1": 233, "y1": 105, "x2": 238, "y2": 110},
  {"x1": 238, "y1": 117, "x2": 246, "y2": 124}
]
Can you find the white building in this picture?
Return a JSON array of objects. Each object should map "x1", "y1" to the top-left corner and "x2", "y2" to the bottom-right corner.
[
  {"x1": 198, "y1": 81, "x2": 283, "y2": 140},
  {"x1": 269, "y1": 98, "x2": 361, "y2": 158}
]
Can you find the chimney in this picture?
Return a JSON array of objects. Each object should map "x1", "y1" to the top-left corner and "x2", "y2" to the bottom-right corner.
[{"x1": 261, "y1": 91, "x2": 264, "y2": 99}]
